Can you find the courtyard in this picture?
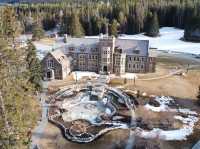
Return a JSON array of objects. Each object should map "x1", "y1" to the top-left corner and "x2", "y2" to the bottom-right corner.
[{"x1": 33, "y1": 50, "x2": 200, "y2": 149}]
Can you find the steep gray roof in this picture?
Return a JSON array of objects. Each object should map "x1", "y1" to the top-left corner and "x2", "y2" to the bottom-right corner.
[
  {"x1": 50, "y1": 50, "x2": 70, "y2": 67},
  {"x1": 57, "y1": 37, "x2": 149, "y2": 56},
  {"x1": 115, "y1": 39, "x2": 149, "y2": 56},
  {"x1": 62, "y1": 37, "x2": 99, "y2": 54}
]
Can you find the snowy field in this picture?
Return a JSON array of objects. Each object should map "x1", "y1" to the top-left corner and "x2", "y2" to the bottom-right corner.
[
  {"x1": 140, "y1": 96, "x2": 199, "y2": 141},
  {"x1": 119, "y1": 27, "x2": 200, "y2": 55}
]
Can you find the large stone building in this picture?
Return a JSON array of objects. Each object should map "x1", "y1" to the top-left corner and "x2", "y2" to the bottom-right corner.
[{"x1": 42, "y1": 36, "x2": 156, "y2": 80}]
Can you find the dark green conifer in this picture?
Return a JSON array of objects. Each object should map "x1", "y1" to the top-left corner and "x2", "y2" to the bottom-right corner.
[
  {"x1": 26, "y1": 40, "x2": 42, "y2": 90},
  {"x1": 146, "y1": 12, "x2": 160, "y2": 37},
  {"x1": 32, "y1": 23, "x2": 45, "y2": 41},
  {"x1": 68, "y1": 12, "x2": 84, "y2": 37},
  {"x1": 110, "y1": 19, "x2": 118, "y2": 37}
]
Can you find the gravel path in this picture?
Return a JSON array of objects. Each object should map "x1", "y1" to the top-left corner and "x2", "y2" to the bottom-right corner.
[
  {"x1": 30, "y1": 92, "x2": 48, "y2": 149},
  {"x1": 192, "y1": 140, "x2": 200, "y2": 149}
]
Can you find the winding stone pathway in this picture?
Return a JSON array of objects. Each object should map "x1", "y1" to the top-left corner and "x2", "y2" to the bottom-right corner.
[
  {"x1": 192, "y1": 140, "x2": 200, "y2": 149},
  {"x1": 30, "y1": 92, "x2": 48, "y2": 149}
]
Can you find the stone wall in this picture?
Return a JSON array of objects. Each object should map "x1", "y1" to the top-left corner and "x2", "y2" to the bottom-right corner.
[
  {"x1": 125, "y1": 55, "x2": 147, "y2": 73},
  {"x1": 41, "y1": 53, "x2": 63, "y2": 80}
]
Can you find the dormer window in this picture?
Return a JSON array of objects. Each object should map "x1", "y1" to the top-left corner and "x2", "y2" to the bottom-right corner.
[
  {"x1": 133, "y1": 50, "x2": 140, "y2": 54},
  {"x1": 69, "y1": 47, "x2": 74, "y2": 51},
  {"x1": 80, "y1": 48, "x2": 85, "y2": 52}
]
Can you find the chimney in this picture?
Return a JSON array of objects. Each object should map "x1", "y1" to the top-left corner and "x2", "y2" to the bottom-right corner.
[{"x1": 64, "y1": 34, "x2": 68, "y2": 43}]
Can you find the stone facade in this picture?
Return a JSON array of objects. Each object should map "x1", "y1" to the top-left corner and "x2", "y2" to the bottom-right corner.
[
  {"x1": 41, "y1": 50, "x2": 71, "y2": 80},
  {"x1": 42, "y1": 36, "x2": 156, "y2": 80}
]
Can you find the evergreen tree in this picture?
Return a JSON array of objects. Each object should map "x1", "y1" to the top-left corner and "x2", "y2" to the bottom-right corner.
[
  {"x1": 0, "y1": 38, "x2": 39, "y2": 148},
  {"x1": 197, "y1": 86, "x2": 200, "y2": 105},
  {"x1": 42, "y1": 14, "x2": 56, "y2": 31},
  {"x1": 117, "y1": 11, "x2": 127, "y2": 34},
  {"x1": 110, "y1": 19, "x2": 118, "y2": 37},
  {"x1": 0, "y1": 6, "x2": 40, "y2": 148},
  {"x1": 184, "y1": 16, "x2": 200, "y2": 42},
  {"x1": 13, "y1": 0, "x2": 200, "y2": 37},
  {"x1": 68, "y1": 12, "x2": 84, "y2": 37},
  {"x1": 32, "y1": 23, "x2": 45, "y2": 41},
  {"x1": 26, "y1": 41, "x2": 42, "y2": 91},
  {"x1": 146, "y1": 12, "x2": 160, "y2": 37},
  {"x1": 0, "y1": 6, "x2": 22, "y2": 41},
  {"x1": 59, "y1": 14, "x2": 70, "y2": 35},
  {"x1": 90, "y1": 16, "x2": 103, "y2": 35},
  {"x1": 126, "y1": 15, "x2": 135, "y2": 34}
]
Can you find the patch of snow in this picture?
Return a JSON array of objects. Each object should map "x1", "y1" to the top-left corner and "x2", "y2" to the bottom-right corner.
[
  {"x1": 144, "y1": 96, "x2": 175, "y2": 112},
  {"x1": 142, "y1": 96, "x2": 199, "y2": 141},
  {"x1": 18, "y1": 34, "x2": 32, "y2": 41},
  {"x1": 145, "y1": 104, "x2": 170, "y2": 112},
  {"x1": 178, "y1": 108, "x2": 197, "y2": 115},
  {"x1": 33, "y1": 42, "x2": 53, "y2": 60},
  {"x1": 72, "y1": 71, "x2": 99, "y2": 81},
  {"x1": 105, "y1": 108, "x2": 112, "y2": 115},
  {"x1": 45, "y1": 28, "x2": 59, "y2": 36},
  {"x1": 121, "y1": 73, "x2": 138, "y2": 79},
  {"x1": 109, "y1": 73, "x2": 137, "y2": 80},
  {"x1": 138, "y1": 114, "x2": 198, "y2": 141},
  {"x1": 102, "y1": 98, "x2": 108, "y2": 105},
  {"x1": 119, "y1": 27, "x2": 200, "y2": 55}
]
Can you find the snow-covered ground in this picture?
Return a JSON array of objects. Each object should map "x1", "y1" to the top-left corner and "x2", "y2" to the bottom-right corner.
[
  {"x1": 71, "y1": 71, "x2": 138, "y2": 81},
  {"x1": 140, "y1": 96, "x2": 199, "y2": 141},
  {"x1": 110, "y1": 73, "x2": 138, "y2": 80},
  {"x1": 72, "y1": 71, "x2": 100, "y2": 81},
  {"x1": 119, "y1": 27, "x2": 200, "y2": 55}
]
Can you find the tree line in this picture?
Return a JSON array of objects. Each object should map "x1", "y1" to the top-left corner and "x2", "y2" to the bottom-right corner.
[
  {"x1": 0, "y1": 6, "x2": 42, "y2": 148},
  {"x1": 14, "y1": 0, "x2": 200, "y2": 38}
]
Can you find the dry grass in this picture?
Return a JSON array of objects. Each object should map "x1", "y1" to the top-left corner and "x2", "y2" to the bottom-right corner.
[
  {"x1": 48, "y1": 75, "x2": 75, "y2": 91},
  {"x1": 125, "y1": 72, "x2": 200, "y2": 99},
  {"x1": 110, "y1": 55, "x2": 200, "y2": 99},
  {"x1": 39, "y1": 38, "x2": 56, "y2": 46}
]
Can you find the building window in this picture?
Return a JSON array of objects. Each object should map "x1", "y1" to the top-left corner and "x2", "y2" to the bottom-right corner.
[
  {"x1": 80, "y1": 48, "x2": 85, "y2": 52},
  {"x1": 47, "y1": 59, "x2": 54, "y2": 68},
  {"x1": 133, "y1": 50, "x2": 140, "y2": 54},
  {"x1": 69, "y1": 47, "x2": 74, "y2": 51},
  {"x1": 55, "y1": 69, "x2": 59, "y2": 74}
]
